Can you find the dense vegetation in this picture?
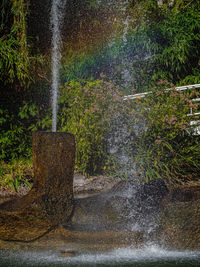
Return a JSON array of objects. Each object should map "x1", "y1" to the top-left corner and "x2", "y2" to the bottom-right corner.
[
  {"x1": 0, "y1": 0, "x2": 200, "y2": 190},
  {"x1": 62, "y1": 0, "x2": 200, "y2": 92},
  {"x1": 134, "y1": 83, "x2": 200, "y2": 186}
]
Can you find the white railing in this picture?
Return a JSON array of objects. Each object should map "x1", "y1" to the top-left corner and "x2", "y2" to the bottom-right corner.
[
  {"x1": 123, "y1": 84, "x2": 200, "y2": 100},
  {"x1": 124, "y1": 84, "x2": 200, "y2": 135}
]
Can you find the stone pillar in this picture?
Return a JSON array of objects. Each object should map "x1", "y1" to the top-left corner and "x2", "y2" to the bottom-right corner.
[{"x1": 32, "y1": 132, "x2": 75, "y2": 225}]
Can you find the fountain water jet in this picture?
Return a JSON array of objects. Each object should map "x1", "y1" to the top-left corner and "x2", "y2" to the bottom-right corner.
[
  {"x1": 51, "y1": 0, "x2": 67, "y2": 132},
  {"x1": 0, "y1": 0, "x2": 76, "y2": 227}
]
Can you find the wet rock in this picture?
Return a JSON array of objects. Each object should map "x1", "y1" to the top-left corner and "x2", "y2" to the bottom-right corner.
[
  {"x1": 135, "y1": 179, "x2": 169, "y2": 214},
  {"x1": 70, "y1": 178, "x2": 168, "y2": 232},
  {"x1": 73, "y1": 173, "x2": 120, "y2": 197},
  {"x1": 170, "y1": 186, "x2": 200, "y2": 202},
  {"x1": 157, "y1": 183, "x2": 200, "y2": 249},
  {"x1": 160, "y1": 198, "x2": 200, "y2": 249}
]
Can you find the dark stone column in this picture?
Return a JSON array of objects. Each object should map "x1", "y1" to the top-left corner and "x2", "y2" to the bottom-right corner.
[{"x1": 32, "y1": 132, "x2": 75, "y2": 225}]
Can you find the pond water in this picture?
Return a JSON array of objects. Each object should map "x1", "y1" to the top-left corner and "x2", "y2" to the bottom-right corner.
[{"x1": 0, "y1": 245, "x2": 200, "y2": 267}]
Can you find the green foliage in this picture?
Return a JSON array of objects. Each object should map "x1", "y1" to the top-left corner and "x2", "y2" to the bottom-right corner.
[
  {"x1": 0, "y1": 78, "x2": 124, "y2": 177},
  {"x1": 0, "y1": 0, "x2": 200, "y2": 188},
  {"x1": 0, "y1": 0, "x2": 31, "y2": 87},
  {"x1": 61, "y1": 0, "x2": 200, "y2": 93},
  {"x1": 57, "y1": 78, "x2": 123, "y2": 175},
  {"x1": 61, "y1": 49, "x2": 103, "y2": 82},
  {"x1": 117, "y1": 0, "x2": 200, "y2": 91},
  {"x1": 154, "y1": 3, "x2": 200, "y2": 84},
  {"x1": 0, "y1": 104, "x2": 39, "y2": 161},
  {"x1": 135, "y1": 83, "x2": 200, "y2": 185},
  {"x1": 0, "y1": 159, "x2": 32, "y2": 192}
]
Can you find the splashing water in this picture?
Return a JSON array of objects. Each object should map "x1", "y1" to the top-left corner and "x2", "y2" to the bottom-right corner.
[
  {"x1": 51, "y1": 0, "x2": 66, "y2": 132},
  {"x1": 1, "y1": 245, "x2": 200, "y2": 266}
]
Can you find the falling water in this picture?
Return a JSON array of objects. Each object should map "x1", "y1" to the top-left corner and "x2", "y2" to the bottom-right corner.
[
  {"x1": 121, "y1": 0, "x2": 133, "y2": 89},
  {"x1": 51, "y1": 0, "x2": 66, "y2": 132}
]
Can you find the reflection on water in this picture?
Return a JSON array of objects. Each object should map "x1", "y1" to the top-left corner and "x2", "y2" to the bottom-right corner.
[{"x1": 0, "y1": 245, "x2": 200, "y2": 267}]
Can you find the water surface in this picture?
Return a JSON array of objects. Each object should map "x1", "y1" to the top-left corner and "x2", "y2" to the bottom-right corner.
[{"x1": 0, "y1": 245, "x2": 200, "y2": 266}]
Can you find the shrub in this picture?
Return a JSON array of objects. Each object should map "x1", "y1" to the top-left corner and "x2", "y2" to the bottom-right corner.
[
  {"x1": 0, "y1": 159, "x2": 32, "y2": 191},
  {"x1": 57, "y1": 78, "x2": 123, "y2": 175},
  {"x1": 135, "y1": 82, "x2": 200, "y2": 186},
  {"x1": 0, "y1": 103, "x2": 39, "y2": 161}
]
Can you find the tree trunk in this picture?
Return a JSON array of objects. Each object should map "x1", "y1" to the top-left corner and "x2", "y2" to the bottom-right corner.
[
  {"x1": 0, "y1": 132, "x2": 75, "y2": 226},
  {"x1": 32, "y1": 132, "x2": 75, "y2": 225}
]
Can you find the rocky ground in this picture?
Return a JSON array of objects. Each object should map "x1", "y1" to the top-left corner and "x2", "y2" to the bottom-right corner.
[
  {"x1": 0, "y1": 174, "x2": 200, "y2": 250},
  {"x1": 73, "y1": 172, "x2": 120, "y2": 197},
  {"x1": 0, "y1": 172, "x2": 120, "y2": 204}
]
